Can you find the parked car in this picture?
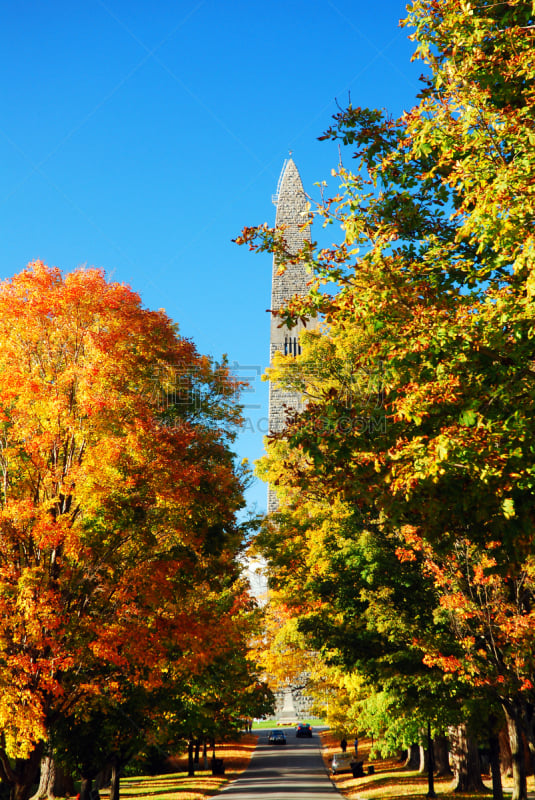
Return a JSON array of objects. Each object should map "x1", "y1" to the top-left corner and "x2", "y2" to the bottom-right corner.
[
  {"x1": 296, "y1": 723, "x2": 313, "y2": 738},
  {"x1": 331, "y1": 752, "x2": 355, "y2": 775},
  {"x1": 268, "y1": 729, "x2": 287, "y2": 745}
]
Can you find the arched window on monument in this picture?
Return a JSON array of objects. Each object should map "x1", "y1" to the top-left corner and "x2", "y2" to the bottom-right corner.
[{"x1": 283, "y1": 336, "x2": 301, "y2": 357}]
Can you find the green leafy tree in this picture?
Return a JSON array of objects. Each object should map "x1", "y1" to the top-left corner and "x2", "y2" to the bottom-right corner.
[{"x1": 239, "y1": 2, "x2": 535, "y2": 797}]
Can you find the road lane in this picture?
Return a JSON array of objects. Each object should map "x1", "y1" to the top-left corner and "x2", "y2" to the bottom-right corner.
[{"x1": 214, "y1": 727, "x2": 339, "y2": 799}]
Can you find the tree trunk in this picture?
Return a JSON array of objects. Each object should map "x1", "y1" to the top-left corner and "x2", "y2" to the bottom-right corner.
[
  {"x1": 418, "y1": 745, "x2": 428, "y2": 774},
  {"x1": 30, "y1": 757, "x2": 55, "y2": 800},
  {"x1": 448, "y1": 723, "x2": 486, "y2": 793},
  {"x1": 489, "y1": 729, "x2": 504, "y2": 800},
  {"x1": 426, "y1": 722, "x2": 437, "y2": 798},
  {"x1": 187, "y1": 738, "x2": 195, "y2": 778},
  {"x1": 79, "y1": 777, "x2": 92, "y2": 800},
  {"x1": 95, "y1": 766, "x2": 111, "y2": 791},
  {"x1": 109, "y1": 762, "x2": 120, "y2": 800},
  {"x1": 30, "y1": 756, "x2": 74, "y2": 800},
  {"x1": 194, "y1": 740, "x2": 200, "y2": 766},
  {"x1": 499, "y1": 724, "x2": 512, "y2": 777},
  {"x1": 0, "y1": 743, "x2": 44, "y2": 800},
  {"x1": 505, "y1": 707, "x2": 528, "y2": 800},
  {"x1": 404, "y1": 744, "x2": 421, "y2": 770},
  {"x1": 518, "y1": 698, "x2": 535, "y2": 777},
  {"x1": 434, "y1": 735, "x2": 452, "y2": 777},
  {"x1": 202, "y1": 739, "x2": 208, "y2": 771}
]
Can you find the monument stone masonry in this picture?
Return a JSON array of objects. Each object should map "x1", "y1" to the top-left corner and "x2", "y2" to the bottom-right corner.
[
  {"x1": 266, "y1": 160, "x2": 316, "y2": 721},
  {"x1": 268, "y1": 158, "x2": 311, "y2": 514}
]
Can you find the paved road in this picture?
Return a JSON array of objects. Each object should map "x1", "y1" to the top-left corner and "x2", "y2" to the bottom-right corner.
[{"x1": 213, "y1": 727, "x2": 339, "y2": 800}]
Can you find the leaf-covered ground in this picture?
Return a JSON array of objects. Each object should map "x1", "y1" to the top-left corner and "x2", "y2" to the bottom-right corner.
[
  {"x1": 99, "y1": 730, "x2": 535, "y2": 800},
  {"x1": 101, "y1": 734, "x2": 258, "y2": 800},
  {"x1": 320, "y1": 731, "x2": 535, "y2": 799}
]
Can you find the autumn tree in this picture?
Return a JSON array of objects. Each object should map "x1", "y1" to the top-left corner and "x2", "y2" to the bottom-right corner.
[
  {"x1": 239, "y1": 1, "x2": 535, "y2": 798},
  {"x1": 0, "y1": 262, "x2": 253, "y2": 800},
  {"x1": 144, "y1": 591, "x2": 273, "y2": 778},
  {"x1": 252, "y1": 484, "x2": 483, "y2": 769}
]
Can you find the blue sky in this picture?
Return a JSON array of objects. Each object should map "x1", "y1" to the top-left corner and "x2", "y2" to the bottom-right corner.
[{"x1": 1, "y1": 0, "x2": 422, "y2": 514}]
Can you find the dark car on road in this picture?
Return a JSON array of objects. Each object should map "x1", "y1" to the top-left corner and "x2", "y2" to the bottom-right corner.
[
  {"x1": 268, "y1": 730, "x2": 286, "y2": 745},
  {"x1": 296, "y1": 723, "x2": 313, "y2": 738}
]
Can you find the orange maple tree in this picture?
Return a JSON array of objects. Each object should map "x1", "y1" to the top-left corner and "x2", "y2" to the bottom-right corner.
[{"x1": 0, "y1": 262, "x2": 249, "y2": 800}]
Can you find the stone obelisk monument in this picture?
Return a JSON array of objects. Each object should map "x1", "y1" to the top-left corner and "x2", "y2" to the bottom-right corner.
[
  {"x1": 268, "y1": 159, "x2": 311, "y2": 513},
  {"x1": 266, "y1": 160, "x2": 315, "y2": 722}
]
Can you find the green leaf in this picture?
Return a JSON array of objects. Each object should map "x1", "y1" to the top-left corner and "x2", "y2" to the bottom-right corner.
[
  {"x1": 502, "y1": 498, "x2": 515, "y2": 519},
  {"x1": 459, "y1": 409, "x2": 477, "y2": 426}
]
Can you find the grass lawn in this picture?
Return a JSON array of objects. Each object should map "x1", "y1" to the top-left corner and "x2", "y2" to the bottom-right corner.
[
  {"x1": 320, "y1": 730, "x2": 535, "y2": 800},
  {"x1": 106, "y1": 734, "x2": 258, "y2": 800},
  {"x1": 252, "y1": 717, "x2": 323, "y2": 730}
]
